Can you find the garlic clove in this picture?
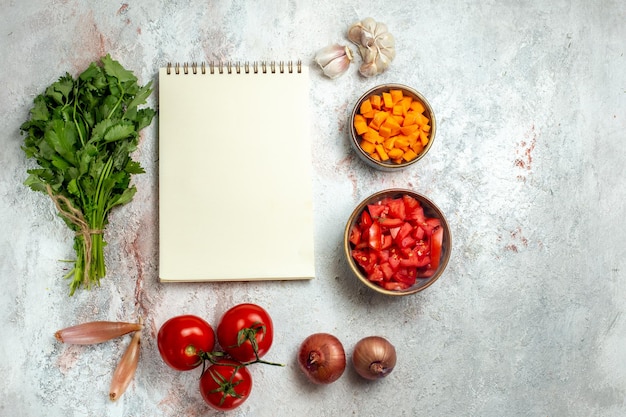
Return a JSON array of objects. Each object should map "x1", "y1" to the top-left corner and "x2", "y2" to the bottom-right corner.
[
  {"x1": 347, "y1": 26, "x2": 362, "y2": 44},
  {"x1": 360, "y1": 17, "x2": 378, "y2": 34},
  {"x1": 359, "y1": 61, "x2": 379, "y2": 78},
  {"x1": 375, "y1": 52, "x2": 393, "y2": 72},
  {"x1": 376, "y1": 32, "x2": 395, "y2": 50},
  {"x1": 373, "y1": 21, "x2": 389, "y2": 38},
  {"x1": 314, "y1": 44, "x2": 353, "y2": 79},
  {"x1": 321, "y1": 56, "x2": 351, "y2": 79},
  {"x1": 315, "y1": 44, "x2": 347, "y2": 67},
  {"x1": 379, "y1": 46, "x2": 396, "y2": 62}
]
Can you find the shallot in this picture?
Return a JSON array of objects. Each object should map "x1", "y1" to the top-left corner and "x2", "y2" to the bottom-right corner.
[
  {"x1": 109, "y1": 322, "x2": 142, "y2": 401},
  {"x1": 54, "y1": 321, "x2": 143, "y2": 345}
]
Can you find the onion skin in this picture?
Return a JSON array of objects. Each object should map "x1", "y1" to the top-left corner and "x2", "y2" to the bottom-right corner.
[
  {"x1": 352, "y1": 336, "x2": 396, "y2": 380},
  {"x1": 298, "y1": 333, "x2": 346, "y2": 384},
  {"x1": 54, "y1": 321, "x2": 143, "y2": 345},
  {"x1": 109, "y1": 328, "x2": 142, "y2": 401}
]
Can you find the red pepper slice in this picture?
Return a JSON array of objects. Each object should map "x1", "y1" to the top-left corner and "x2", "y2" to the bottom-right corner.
[
  {"x1": 367, "y1": 222, "x2": 382, "y2": 251},
  {"x1": 429, "y1": 226, "x2": 444, "y2": 269},
  {"x1": 349, "y1": 226, "x2": 361, "y2": 246}
]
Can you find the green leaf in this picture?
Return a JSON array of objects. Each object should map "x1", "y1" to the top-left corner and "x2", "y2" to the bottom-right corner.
[
  {"x1": 67, "y1": 178, "x2": 80, "y2": 196},
  {"x1": 135, "y1": 108, "x2": 157, "y2": 131},
  {"x1": 102, "y1": 54, "x2": 136, "y2": 83},
  {"x1": 24, "y1": 173, "x2": 48, "y2": 193},
  {"x1": 125, "y1": 160, "x2": 145, "y2": 175},
  {"x1": 90, "y1": 119, "x2": 115, "y2": 143},
  {"x1": 104, "y1": 122, "x2": 135, "y2": 142},
  {"x1": 45, "y1": 119, "x2": 78, "y2": 166},
  {"x1": 77, "y1": 144, "x2": 99, "y2": 175},
  {"x1": 29, "y1": 95, "x2": 50, "y2": 122},
  {"x1": 45, "y1": 75, "x2": 74, "y2": 105},
  {"x1": 78, "y1": 62, "x2": 102, "y2": 82},
  {"x1": 109, "y1": 186, "x2": 137, "y2": 209},
  {"x1": 125, "y1": 81, "x2": 153, "y2": 114}
]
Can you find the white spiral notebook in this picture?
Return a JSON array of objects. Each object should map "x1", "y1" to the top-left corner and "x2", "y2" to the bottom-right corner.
[{"x1": 158, "y1": 61, "x2": 315, "y2": 282}]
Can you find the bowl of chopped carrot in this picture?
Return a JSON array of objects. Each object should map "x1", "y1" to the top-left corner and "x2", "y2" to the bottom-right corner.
[
  {"x1": 350, "y1": 84, "x2": 436, "y2": 171},
  {"x1": 344, "y1": 189, "x2": 451, "y2": 296}
]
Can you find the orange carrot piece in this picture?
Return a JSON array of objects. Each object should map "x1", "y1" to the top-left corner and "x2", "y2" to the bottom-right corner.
[
  {"x1": 392, "y1": 104, "x2": 404, "y2": 117},
  {"x1": 401, "y1": 97, "x2": 413, "y2": 112},
  {"x1": 362, "y1": 130, "x2": 381, "y2": 144},
  {"x1": 360, "y1": 140, "x2": 376, "y2": 154},
  {"x1": 416, "y1": 113, "x2": 430, "y2": 127},
  {"x1": 382, "y1": 92, "x2": 393, "y2": 109},
  {"x1": 360, "y1": 99, "x2": 373, "y2": 115},
  {"x1": 402, "y1": 113, "x2": 417, "y2": 127},
  {"x1": 410, "y1": 100, "x2": 425, "y2": 114},
  {"x1": 383, "y1": 137, "x2": 396, "y2": 150},
  {"x1": 375, "y1": 144, "x2": 389, "y2": 161},
  {"x1": 369, "y1": 111, "x2": 388, "y2": 130},
  {"x1": 362, "y1": 110, "x2": 376, "y2": 119},
  {"x1": 354, "y1": 121, "x2": 369, "y2": 135},
  {"x1": 403, "y1": 149, "x2": 418, "y2": 162},
  {"x1": 390, "y1": 89, "x2": 404, "y2": 104},
  {"x1": 411, "y1": 140, "x2": 424, "y2": 154},
  {"x1": 370, "y1": 95, "x2": 382, "y2": 110},
  {"x1": 400, "y1": 124, "x2": 419, "y2": 136},
  {"x1": 388, "y1": 148, "x2": 404, "y2": 159},
  {"x1": 378, "y1": 124, "x2": 393, "y2": 138}
]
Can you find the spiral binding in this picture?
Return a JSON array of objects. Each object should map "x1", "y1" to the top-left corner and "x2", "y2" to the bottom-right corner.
[{"x1": 166, "y1": 60, "x2": 302, "y2": 75}]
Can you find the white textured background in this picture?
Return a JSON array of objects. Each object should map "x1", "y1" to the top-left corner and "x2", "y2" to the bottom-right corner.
[{"x1": 1, "y1": 1, "x2": 625, "y2": 416}]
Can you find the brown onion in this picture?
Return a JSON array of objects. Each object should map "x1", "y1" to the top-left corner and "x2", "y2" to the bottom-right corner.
[
  {"x1": 352, "y1": 336, "x2": 396, "y2": 380},
  {"x1": 297, "y1": 333, "x2": 346, "y2": 384}
]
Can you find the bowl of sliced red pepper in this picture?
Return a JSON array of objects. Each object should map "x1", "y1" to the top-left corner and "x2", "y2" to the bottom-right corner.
[{"x1": 344, "y1": 189, "x2": 451, "y2": 295}]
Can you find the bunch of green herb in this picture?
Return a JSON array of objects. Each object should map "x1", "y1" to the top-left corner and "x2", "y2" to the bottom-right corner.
[{"x1": 20, "y1": 54, "x2": 156, "y2": 295}]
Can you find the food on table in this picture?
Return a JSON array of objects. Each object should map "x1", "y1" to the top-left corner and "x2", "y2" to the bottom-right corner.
[
  {"x1": 352, "y1": 336, "x2": 396, "y2": 380},
  {"x1": 20, "y1": 54, "x2": 156, "y2": 295},
  {"x1": 349, "y1": 194, "x2": 444, "y2": 290},
  {"x1": 216, "y1": 303, "x2": 274, "y2": 363},
  {"x1": 353, "y1": 88, "x2": 431, "y2": 164},
  {"x1": 297, "y1": 333, "x2": 346, "y2": 384}
]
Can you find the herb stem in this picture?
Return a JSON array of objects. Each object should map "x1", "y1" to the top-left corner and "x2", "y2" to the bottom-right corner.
[
  {"x1": 72, "y1": 80, "x2": 85, "y2": 146},
  {"x1": 106, "y1": 81, "x2": 125, "y2": 120}
]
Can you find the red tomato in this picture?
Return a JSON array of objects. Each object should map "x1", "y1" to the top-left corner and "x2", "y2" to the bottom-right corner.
[
  {"x1": 367, "y1": 221, "x2": 382, "y2": 250},
  {"x1": 349, "y1": 226, "x2": 361, "y2": 246},
  {"x1": 216, "y1": 303, "x2": 274, "y2": 363},
  {"x1": 199, "y1": 359, "x2": 252, "y2": 411},
  {"x1": 429, "y1": 225, "x2": 444, "y2": 269},
  {"x1": 350, "y1": 194, "x2": 445, "y2": 290},
  {"x1": 387, "y1": 198, "x2": 406, "y2": 220},
  {"x1": 157, "y1": 315, "x2": 215, "y2": 371}
]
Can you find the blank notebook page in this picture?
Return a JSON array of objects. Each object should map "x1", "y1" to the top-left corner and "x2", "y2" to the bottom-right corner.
[{"x1": 158, "y1": 63, "x2": 315, "y2": 282}]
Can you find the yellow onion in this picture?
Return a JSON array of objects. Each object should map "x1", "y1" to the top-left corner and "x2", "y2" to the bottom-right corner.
[
  {"x1": 297, "y1": 333, "x2": 346, "y2": 384},
  {"x1": 54, "y1": 321, "x2": 143, "y2": 345},
  {"x1": 109, "y1": 324, "x2": 142, "y2": 401},
  {"x1": 352, "y1": 336, "x2": 396, "y2": 380}
]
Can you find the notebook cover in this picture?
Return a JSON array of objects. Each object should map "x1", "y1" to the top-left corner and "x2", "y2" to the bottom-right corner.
[{"x1": 158, "y1": 64, "x2": 315, "y2": 282}]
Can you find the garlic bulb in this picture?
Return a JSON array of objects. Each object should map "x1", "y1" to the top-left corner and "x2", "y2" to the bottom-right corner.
[
  {"x1": 347, "y1": 17, "x2": 396, "y2": 77},
  {"x1": 314, "y1": 44, "x2": 354, "y2": 79}
]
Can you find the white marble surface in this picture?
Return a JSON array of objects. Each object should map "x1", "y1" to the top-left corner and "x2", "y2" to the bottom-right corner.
[{"x1": 1, "y1": 1, "x2": 625, "y2": 416}]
